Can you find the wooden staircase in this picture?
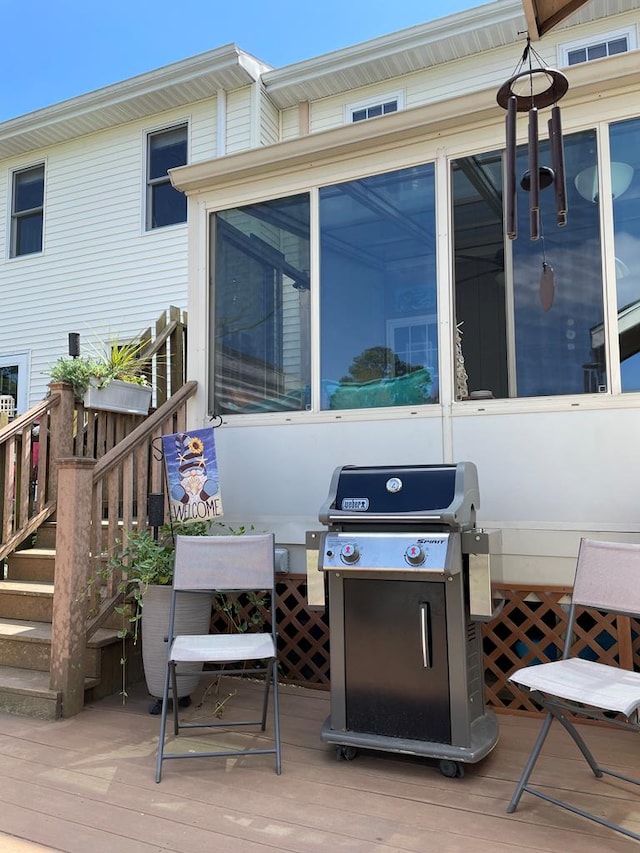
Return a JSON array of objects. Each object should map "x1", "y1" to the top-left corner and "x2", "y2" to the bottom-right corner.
[
  {"x1": 0, "y1": 307, "x2": 194, "y2": 718},
  {"x1": 0, "y1": 522, "x2": 139, "y2": 719}
]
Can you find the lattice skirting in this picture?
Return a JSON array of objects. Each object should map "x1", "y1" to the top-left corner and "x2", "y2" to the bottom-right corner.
[{"x1": 210, "y1": 577, "x2": 640, "y2": 716}]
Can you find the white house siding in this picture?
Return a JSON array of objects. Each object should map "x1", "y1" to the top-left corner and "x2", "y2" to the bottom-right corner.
[
  {"x1": 259, "y1": 90, "x2": 280, "y2": 147},
  {"x1": 226, "y1": 88, "x2": 254, "y2": 153},
  {"x1": 190, "y1": 96, "x2": 218, "y2": 164},
  {"x1": 0, "y1": 98, "x2": 233, "y2": 406},
  {"x1": 280, "y1": 107, "x2": 301, "y2": 142}
]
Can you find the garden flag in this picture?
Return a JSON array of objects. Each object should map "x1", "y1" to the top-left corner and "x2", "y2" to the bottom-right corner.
[{"x1": 162, "y1": 427, "x2": 223, "y2": 524}]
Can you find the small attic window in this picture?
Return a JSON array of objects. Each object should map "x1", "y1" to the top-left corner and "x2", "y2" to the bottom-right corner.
[
  {"x1": 559, "y1": 27, "x2": 636, "y2": 67},
  {"x1": 346, "y1": 92, "x2": 404, "y2": 124}
]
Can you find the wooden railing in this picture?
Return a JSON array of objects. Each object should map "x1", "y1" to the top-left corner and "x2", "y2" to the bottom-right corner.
[
  {"x1": 0, "y1": 395, "x2": 60, "y2": 562},
  {"x1": 49, "y1": 381, "x2": 198, "y2": 715}
]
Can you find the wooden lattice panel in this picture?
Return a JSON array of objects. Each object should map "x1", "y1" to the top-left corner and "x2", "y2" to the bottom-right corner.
[
  {"x1": 208, "y1": 578, "x2": 640, "y2": 715},
  {"x1": 209, "y1": 575, "x2": 330, "y2": 688}
]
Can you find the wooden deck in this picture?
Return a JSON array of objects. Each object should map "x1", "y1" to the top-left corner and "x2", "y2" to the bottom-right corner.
[{"x1": 0, "y1": 678, "x2": 637, "y2": 852}]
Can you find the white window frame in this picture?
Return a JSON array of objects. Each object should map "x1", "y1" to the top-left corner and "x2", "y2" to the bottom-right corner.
[
  {"x1": 145, "y1": 122, "x2": 188, "y2": 231},
  {"x1": 9, "y1": 162, "x2": 45, "y2": 258},
  {"x1": 345, "y1": 91, "x2": 404, "y2": 124},
  {"x1": 558, "y1": 27, "x2": 637, "y2": 67}
]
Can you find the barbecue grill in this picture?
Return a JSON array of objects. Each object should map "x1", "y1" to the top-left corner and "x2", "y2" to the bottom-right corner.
[{"x1": 318, "y1": 461, "x2": 499, "y2": 777}]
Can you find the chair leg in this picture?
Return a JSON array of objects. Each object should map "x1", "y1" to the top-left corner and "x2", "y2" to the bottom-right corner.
[
  {"x1": 260, "y1": 660, "x2": 273, "y2": 731},
  {"x1": 547, "y1": 702, "x2": 602, "y2": 778},
  {"x1": 507, "y1": 711, "x2": 553, "y2": 813},
  {"x1": 272, "y1": 661, "x2": 282, "y2": 775},
  {"x1": 155, "y1": 660, "x2": 173, "y2": 783},
  {"x1": 170, "y1": 663, "x2": 180, "y2": 736}
]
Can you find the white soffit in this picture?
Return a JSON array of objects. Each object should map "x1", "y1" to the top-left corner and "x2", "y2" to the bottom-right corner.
[
  {"x1": 263, "y1": 0, "x2": 640, "y2": 108},
  {"x1": 0, "y1": 46, "x2": 270, "y2": 160}
]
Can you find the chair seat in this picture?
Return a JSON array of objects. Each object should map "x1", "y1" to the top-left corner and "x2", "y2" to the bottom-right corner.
[
  {"x1": 170, "y1": 632, "x2": 276, "y2": 664},
  {"x1": 510, "y1": 657, "x2": 640, "y2": 717}
]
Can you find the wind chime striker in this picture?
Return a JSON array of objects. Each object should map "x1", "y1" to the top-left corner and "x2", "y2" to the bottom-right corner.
[{"x1": 496, "y1": 38, "x2": 569, "y2": 310}]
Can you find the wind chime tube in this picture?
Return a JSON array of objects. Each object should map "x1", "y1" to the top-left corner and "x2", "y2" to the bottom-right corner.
[
  {"x1": 549, "y1": 105, "x2": 567, "y2": 223},
  {"x1": 528, "y1": 107, "x2": 540, "y2": 240},
  {"x1": 506, "y1": 96, "x2": 517, "y2": 240}
]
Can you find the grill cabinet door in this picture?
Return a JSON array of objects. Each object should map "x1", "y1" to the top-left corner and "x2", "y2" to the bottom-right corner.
[{"x1": 343, "y1": 577, "x2": 451, "y2": 743}]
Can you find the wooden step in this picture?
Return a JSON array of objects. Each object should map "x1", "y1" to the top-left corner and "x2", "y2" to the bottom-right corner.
[
  {"x1": 0, "y1": 666, "x2": 62, "y2": 719},
  {"x1": 0, "y1": 618, "x2": 122, "y2": 674},
  {"x1": 6, "y1": 548, "x2": 55, "y2": 582},
  {"x1": 0, "y1": 581, "x2": 54, "y2": 622},
  {"x1": 34, "y1": 521, "x2": 57, "y2": 549}
]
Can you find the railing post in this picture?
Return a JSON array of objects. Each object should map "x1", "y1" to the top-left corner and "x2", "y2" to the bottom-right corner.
[
  {"x1": 50, "y1": 456, "x2": 97, "y2": 717},
  {"x1": 48, "y1": 382, "x2": 76, "y2": 501}
]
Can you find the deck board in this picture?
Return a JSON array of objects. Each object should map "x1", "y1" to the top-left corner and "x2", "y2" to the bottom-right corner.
[{"x1": 0, "y1": 679, "x2": 636, "y2": 852}]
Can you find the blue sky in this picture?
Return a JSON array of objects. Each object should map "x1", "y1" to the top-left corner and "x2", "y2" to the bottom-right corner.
[{"x1": 0, "y1": 0, "x2": 486, "y2": 122}]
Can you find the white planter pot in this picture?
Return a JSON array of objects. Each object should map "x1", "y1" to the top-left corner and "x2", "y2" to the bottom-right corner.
[
  {"x1": 141, "y1": 584, "x2": 213, "y2": 699},
  {"x1": 83, "y1": 378, "x2": 152, "y2": 415}
]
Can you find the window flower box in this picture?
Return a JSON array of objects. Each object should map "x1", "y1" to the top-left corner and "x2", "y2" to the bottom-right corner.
[{"x1": 83, "y1": 378, "x2": 152, "y2": 415}]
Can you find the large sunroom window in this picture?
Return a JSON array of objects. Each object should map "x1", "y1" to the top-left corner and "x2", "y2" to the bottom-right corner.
[
  {"x1": 609, "y1": 116, "x2": 640, "y2": 392},
  {"x1": 211, "y1": 195, "x2": 311, "y2": 415},
  {"x1": 452, "y1": 129, "x2": 605, "y2": 398},
  {"x1": 319, "y1": 164, "x2": 438, "y2": 410}
]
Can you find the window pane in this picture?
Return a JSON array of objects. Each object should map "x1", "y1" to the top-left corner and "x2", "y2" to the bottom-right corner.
[
  {"x1": 452, "y1": 130, "x2": 604, "y2": 398},
  {"x1": 149, "y1": 126, "x2": 187, "y2": 179},
  {"x1": 320, "y1": 164, "x2": 438, "y2": 410},
  {"x1": 14, "y1": 166, "x2": 44, "y2": 213},
  {"x1": 568, "y1": 48, "x2": 586, "y2": 65},
  {"x1": 151, "y1": 182, "x2": 187, "y2": 228},
  {"x1": 212, "y1": 195, "x2": 311, "y2": 414},
  {"x1": 0, "y1": 365, "x2": 18, "y2": 398},
  {"x1": 608, "y1": 37, "x2": 628, "y2": 56},
  {"x1": 609, "y1": 116, "x2": 640, "y2": 392},
  {"x1": 14, "y1": 212, "x2": 43, "y2": 256},
  {"x1": 587, "y1": 43, "x2": 607, "y2": 61}
]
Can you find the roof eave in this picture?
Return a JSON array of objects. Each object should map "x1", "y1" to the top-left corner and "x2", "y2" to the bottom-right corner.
[
  {"x1": 262, "y1": 0, "x2": 526, "y2": 109},
  {"x1": 0, "y1": 44, "x2": 271, "y2": 160}
]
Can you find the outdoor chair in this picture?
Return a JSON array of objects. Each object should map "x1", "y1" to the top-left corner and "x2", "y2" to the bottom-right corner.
[
  {"x1": 155, "y1": 532, "x2": 282, "y2": 782},
  {"x1": 507, "y1": 538, "x2": 640, "y2": 842}
]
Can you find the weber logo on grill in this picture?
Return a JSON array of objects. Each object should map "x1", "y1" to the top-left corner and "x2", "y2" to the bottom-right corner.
[{"x1": 341, "y1": 498, "x2": 369, "y2": 511}]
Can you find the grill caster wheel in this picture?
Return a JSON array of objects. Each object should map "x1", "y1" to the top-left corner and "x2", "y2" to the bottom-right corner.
[
  {"x1": 439, "y1": 759, "x2": 464, "y2": 778},
  {"x1": 336, "y1": 745, "x2": 358, "y2": 761}
]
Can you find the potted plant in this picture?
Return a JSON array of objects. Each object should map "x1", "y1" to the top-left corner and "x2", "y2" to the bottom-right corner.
[
  {"x1": 109, "y1": 520, "x2": 212, "y2": 713},
  {"x1": 49, "y1": 335, "x2": 152, "y2": 415}
]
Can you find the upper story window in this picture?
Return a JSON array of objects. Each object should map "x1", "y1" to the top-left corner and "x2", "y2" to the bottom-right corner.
[
  {"x1": 559, "y1": 28, "x2": 636, "y2": 66},
  {"x1": 347, "y1": 92, "x2": 403, "y2": 124},
  {"x1": 11, "y1": 164, "x2": 44, "y2": 257},
  {"x1": 146, "y1": 124, "x2": 187, "y2": 230}
]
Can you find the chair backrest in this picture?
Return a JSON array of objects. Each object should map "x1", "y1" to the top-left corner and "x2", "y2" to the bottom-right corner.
[
  {"x1": 173, "y1": 533, "x2": 275, "y2": 592},
  {"x1": 572, "y1": 538, "x2": 640, "y2": 617}
]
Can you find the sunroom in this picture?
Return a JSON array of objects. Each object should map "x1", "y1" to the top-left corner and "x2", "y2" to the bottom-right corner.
[{"x1": 172, "y1": 50, "x2": 640, "y2": 587}]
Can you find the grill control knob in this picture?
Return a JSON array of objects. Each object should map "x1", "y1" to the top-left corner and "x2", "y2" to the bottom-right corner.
[
  {"x1": 340, "y1": 543, "x2": 360, "y2": 564},
  {"x1": 405, "y1": 544, "x2": 426, "y2": 566}
]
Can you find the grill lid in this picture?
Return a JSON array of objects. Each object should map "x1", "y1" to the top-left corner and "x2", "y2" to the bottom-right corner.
[{"x1": 319, "y1": 462, "x2": 479, "y2": 530}]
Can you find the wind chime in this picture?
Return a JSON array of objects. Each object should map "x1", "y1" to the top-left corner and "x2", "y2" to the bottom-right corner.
[{"x1": 496, "y1": 38, "x2": 569, "y2": 310}]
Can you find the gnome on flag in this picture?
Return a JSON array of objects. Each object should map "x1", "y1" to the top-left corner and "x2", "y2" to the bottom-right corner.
[{"x1": 162, "y1": 428, "x2": 223, "y2": 523}]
